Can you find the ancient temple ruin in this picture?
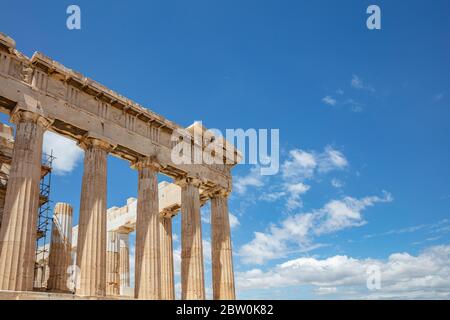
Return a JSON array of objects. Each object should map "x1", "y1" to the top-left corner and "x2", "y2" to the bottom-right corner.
[{"x1": 0, "y1": 32, "x2": 240, "y2": 300}]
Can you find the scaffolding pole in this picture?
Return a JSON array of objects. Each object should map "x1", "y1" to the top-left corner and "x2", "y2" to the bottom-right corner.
[{"x1": 34, "y1": 150, "x2": 55, "y2": 290}]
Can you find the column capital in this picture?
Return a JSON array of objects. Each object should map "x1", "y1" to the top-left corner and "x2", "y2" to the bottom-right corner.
[
  {"x1": 175, "y1": 176, "x2": 205, "y2": 188},
  {"x1": 131, "y1": 156, "x2": 161, "y2": 171},
  {"x1": 207, "y1": 188, "x2": 230, "y2": 199},
  {"x1": 78, "y1": 136, "x2": 114, "y2": 152},
  {"x1": 160, "y1": 205, "x2": 178, "y2": 218},
  {"x1": 10, "y1": 110, "x2": 53, "y2": 129}
]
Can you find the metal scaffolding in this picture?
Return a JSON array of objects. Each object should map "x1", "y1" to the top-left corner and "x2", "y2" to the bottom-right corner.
[{"x1": 33, "y1": 150, "x2": 55, "y2": 290}]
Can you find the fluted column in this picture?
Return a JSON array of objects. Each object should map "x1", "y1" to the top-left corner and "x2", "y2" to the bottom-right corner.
[
  {"x1": 47, "y1": 203, "x2": 74, "y2": 292},
  {"x1": 118, "y1": 233, "x2": 130, "y2": 294},
  {"x1": 33, "y1": 265, "x2": 44, "y2": 288},
  {"x1": 0, "y1": 190, "x2": 6, "y2": 229},
  {"x1": 179, "y1": 178, "x2": 205, "y2": 300},
  {"x1": 160, "y1": 216, "x2": 175, "y2": 300},
  {"x1": 106, "y1": 231, "x2": 120, "y2": 296},
  {"x1": 134, "y1": 158, "x2": 161, "y2": 299},
  {"x1": 0, "y1": 110, "x2": 51, "y2": 291},
  {"x1": 211, "y1": 190, "x2": 236, "y2": 299},
  {"x1": 76, "y1": 137, "x2": 111, "y2": 296}
]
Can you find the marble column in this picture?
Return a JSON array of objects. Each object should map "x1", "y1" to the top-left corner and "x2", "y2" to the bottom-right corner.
[
  {"x1": 106, "y1": 231, "x2": 120, "y2": 296},
  {"x1": 118, "y1": 232, "x2": 130, "y2": 294},
  {"x1": 33, "y1": 264, "x2": 44, "y2": 289},
  {"x1": 47, "y1": 203, "x2": 74, "y2": 292},
  {"x1": 134, "y1": 159, "x2": 161, "y2": 299},
  {"x1": 211, "y1": 190, "x2": 236, "y2": 300},
  {"x1": 160, "y1": 216, "x2": 175, "y2": 300},
  {"x1": 179, "y1": 178, "x2": 205, "y2": 300},
  {"x1": 0, "y1": 110, "x2": 51, "y2": 291},
  {"x1": 76, "y1": 138, "x2": 111, "y2": 296},
  {"x1": 0, "y1": 190, "x2": 5, "y2": 229}
]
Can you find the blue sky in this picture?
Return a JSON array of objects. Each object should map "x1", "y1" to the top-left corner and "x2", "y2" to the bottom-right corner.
[{"x1": 1, "y1": 0, "x2": 450, "y2": 299}]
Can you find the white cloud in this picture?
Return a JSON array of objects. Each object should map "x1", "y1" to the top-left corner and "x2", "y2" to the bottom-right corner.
[
  {"x1": 234, "y1": 166, "x2": 265, "y2": 194},
  {"x1": 244, "y1": 146, "x2": 350, "y2": 214},
  {"x1": 331, "y1": 178, "x2": 344, "y2": 188},
  {"x1": 316, "y1": 192, "x2": 392, "y2": 234},
  {"x1": 286, "y1": 182, "x2": 310, "y2": 195},
  {"x1": 239, "y1": 231, "x2": 288, "y2": 265},
  {"x1": 229, "y1": 213, "x2": 240, "y2": 229},
  {"x1": 351, "y1": 74, "x2": 375, "y2": 92},
  {"x1": 322, "y1": 96, "x2": 337, "y2": 106},
  {"x1": 259, "y1": 191, "x2": 286, "y2": 202},
  {"x1": 175, "y1": 282, "x2": 181, "y2": 300},
  {"x1": 351, "y1": 74, "x2": 363, "y2": 89},
  {"x1": 282, "y1": 149, "x2": 317, "y2": 180},
  {"x1": 237, "y1": 245, "x2": 450, "y2": 299},
  {"x1": 201, "y1": 206, "x2": 210, "y2": 224},
  {"x1": 317, "y1": 146, "x2": 348, "y2": 173},
  {"x1": 285, "y1": 182, "x2": 310, "y2": 210},
  {"x1": 173, "y1": 247, "x2": 181, "y2": 276},
  {"x1": 281, "y1": 146, "x2": 348, "y2": 181},
  {"x1": 203, "y1": 239, "x2": 211, "y2": 263},
  {"x1": 239, "y1": 192, "x2": 392, "y2": 265},
  {"x1": 344, "y1": 99, "x2": 365, "y2": 113},
  {"x1": 364, "y1": 219, "x2": 449, "y2": 239},
  {"x1": 237, "y1": 146, "x2": 348, "y2": 209},
  {"x1": 43, "y1": 131, "x2": 83, "y2": 175},
  {"x1": 315, "y1": 287, "x2": 337, "y2": 295}
]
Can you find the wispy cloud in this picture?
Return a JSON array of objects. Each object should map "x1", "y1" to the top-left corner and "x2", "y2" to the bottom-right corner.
[
  {"x1": 252, "y1": 146, "x2": 349, "y2": 211},
  {"x1": 321, "y1": 75, "x2": 373, "y2": 113},
  {"x1": 239, "y1": 192, "x2": 393, "y2": 264},
  {"x1": 351, "y1": 74, "x2": 375, "y2": 92},
  {"x1": 344, "y1": 99, "x2": 365, "y2": 113},
  {"x1": 316, "y1": 146, "x2": 348, "y2": 173},
  {"x1": 281, "y1": 149, "x2": 317, "y2": 181},
  {"x1": 234, "y1": 166, "x2": 265, "y2": 194},
  {"x1": 322, "y1": 96, "x2": 337, "y2": 106},
  {"x1": 259, "y1": 191, "x2": 286, "y2": 202},
  {"x1": 203, "y1": 239, "x2": 212, "y2": 263},
  {"x1": 364, "y1": 219, "x2": 450, "y2": 239},
  {"x1": 276, "y1": 146, "x2": 348, "y2": 210},
  {"x1": 281, "y1": 146, "x2": 348, "y2": 181},
  {"x1": 364, "y1": 224, "x2": 428, "y2": 239},
  {"x1": 331, "y1": 178, "x2": 344, "y2": 188},
  {"x1": 229, "y1": 213, "x2": 241, "y2": 229},
  {"x1": 284, "y1": 182, "x2": 310, "y2": 210}
]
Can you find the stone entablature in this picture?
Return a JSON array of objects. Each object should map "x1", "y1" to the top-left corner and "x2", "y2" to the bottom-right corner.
[{"x1": 0, "y1": 32, "x2": 240, "y2": 192}]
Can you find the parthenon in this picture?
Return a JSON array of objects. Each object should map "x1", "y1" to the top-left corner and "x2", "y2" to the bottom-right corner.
[{"x1": 0, "y1": 32, "x2": 240, "y2": 300}]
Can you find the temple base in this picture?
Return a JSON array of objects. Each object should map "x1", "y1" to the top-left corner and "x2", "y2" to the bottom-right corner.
[{"x1": 0, "y1": 290, "x2": 135, "y2": 300}]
